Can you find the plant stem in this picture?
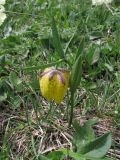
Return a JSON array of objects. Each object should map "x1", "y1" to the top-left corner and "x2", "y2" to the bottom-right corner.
[
  {"x1": 69, "y1": 93, "x2": 74, "y2": 127},
  {"x1": 44, "y1": 101, "x2": 53, "y2": 121}
]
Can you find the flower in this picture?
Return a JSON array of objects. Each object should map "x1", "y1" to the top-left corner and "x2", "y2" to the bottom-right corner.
[
  {"x1": 92, "y1": 0, "x2": 113, "y2": 5},
  {"x1": 0, "y1": 0, "x2": 6, "y2": 26},
  {"x1": 0, "y1": 0, "x2": 6, "y2": 5},
  {"x1": 39, "y1": 67, "x2": 70, "y2": 104},
  {"x1": 0, "y1": 12, "x2": 6, "y2": 25}
]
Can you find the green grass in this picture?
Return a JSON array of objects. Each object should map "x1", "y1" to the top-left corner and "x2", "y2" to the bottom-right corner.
[{"x1": 0, "y1": 0, "x2": 120, "y2": 159}]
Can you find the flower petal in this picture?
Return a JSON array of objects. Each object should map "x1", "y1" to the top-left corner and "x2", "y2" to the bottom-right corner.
[{"x1": 0, "y1": 12, "x2": 6, "y2": 26}]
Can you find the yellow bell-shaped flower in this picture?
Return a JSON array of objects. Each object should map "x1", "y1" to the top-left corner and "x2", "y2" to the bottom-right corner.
[{"x1": 39, "y1": 67, "x2": 70, "y2": 104}]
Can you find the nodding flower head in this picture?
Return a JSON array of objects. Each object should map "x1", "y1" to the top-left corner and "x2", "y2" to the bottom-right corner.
[{"x1": 39, "y1": 67, "x2": 70, "y2": 104}]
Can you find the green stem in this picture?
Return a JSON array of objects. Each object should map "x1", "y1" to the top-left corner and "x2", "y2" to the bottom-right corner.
[
  {"x1": 44, "y1": 101, "x2": 53, "y2": 121},
  {"x1": 69, "y1": 93, "x2": 74, "y2": 127}
]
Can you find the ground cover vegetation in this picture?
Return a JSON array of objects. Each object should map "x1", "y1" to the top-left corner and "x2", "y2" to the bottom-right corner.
[{"x1": 0, "y1": 0, "x2": 120, "y2": 159}]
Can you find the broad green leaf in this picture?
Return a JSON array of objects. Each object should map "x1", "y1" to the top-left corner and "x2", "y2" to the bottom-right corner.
[
  {"x1": 12, "y1": 96, "x2": 22, "y2": 109},
  {"x1": 0, "y1": 81, "x2": 7, "y2": 102},
  {"x1": 91, "y1": 47, "x2": 100, "y2": 65},
  {"x1": 93, "y1": 158, "x2": 113, "y2": 160},
  {"x1": 90, "y1": 31, "x2": 103, "y2": 38},
  {"x1": 80, "y1": 132, "x2": 112, "y2": 159},
  {"x1": 104, "y1": 63, "x2": 113, "y2": 72},
  {"x1": 60, "y1": 149, "x2": 86, "y2": 160},
  {"x1": 86, "y1": 46, "x2": 100, "y2": 65},
  {"x1": 102, "y1": 158, "x2": 113, "y2": 160},
  {"x1": 47, "y1": 151, "x2": 64, "y2": 160},
  {"x1": 70, "y1": 38, "x2": 85, "y2": 93},
  {"x1": 73, "y1": 119, "x2": 97, "y2": 152},
  {"x1": 0, "y1": 55, "x2": 5, "y2": 67},
  {"x1": 51, "y1": 17, "x2": 65, "y2": 59},
  {"x1": 0, "y1": 91, "x2": 7, "y2": 102},
  {"x1": 36, "y1": 155, "x2": 50, "y2": 160},
  {"x1": 9, "y1": 72, "x2": 22, "y2": 88}
]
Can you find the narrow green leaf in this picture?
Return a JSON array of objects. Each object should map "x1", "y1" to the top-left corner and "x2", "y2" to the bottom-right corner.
[
  {"x1": 31, "y1": 135, "x2": 37, "y2": 156},
  {"x1": 51, "y1": 17, "x2": 65, "y2": 59},
  {"x1": 1, "y1": 121, "x2": 10, "y2": 160},
  {"x1": 64, "y1": 28, "x2": 77, "y2": 54},
  {"x1": 70, "y1": 38, "x2": 84, "y2": 93},
  {"x1": 80, "y1": 132, "x2": 112, "y2": 159},
  {"x1": 70, "y1": 54, "x2": 82, "y2": 93},
  {"x1": 17, "y1": 59, "x2": 64, "y2": 71},
  {"x1": 75, "y1": 37, "x2": 85, "y2": 60}
]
